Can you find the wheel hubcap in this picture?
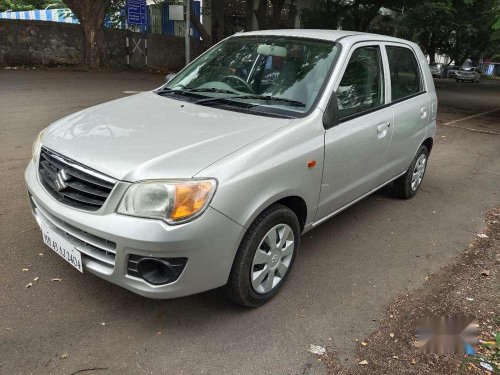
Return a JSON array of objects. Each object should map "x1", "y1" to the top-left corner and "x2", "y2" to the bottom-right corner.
[
  {"x1": 411, "y1": 154, "x2": 427, "y2": 191},
  {"x1": 251, "y1": 224, "x2": 294, "y2": 294}
]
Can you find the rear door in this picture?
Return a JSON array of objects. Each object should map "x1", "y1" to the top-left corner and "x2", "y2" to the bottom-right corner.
[
  {"x1": 315, "y1": 42, "x2": 394, "y2": 221},
  {"x1": 382, "y1": 43, "x2": 430, "y2": 177}
]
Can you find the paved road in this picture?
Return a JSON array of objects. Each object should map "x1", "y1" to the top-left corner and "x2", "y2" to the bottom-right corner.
[{"x1": 1, "y1": 71, "x2": 499, "y2": 375}]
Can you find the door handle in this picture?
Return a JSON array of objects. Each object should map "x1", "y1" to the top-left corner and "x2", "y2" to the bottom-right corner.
[
  {"x1": 377, "y1": 122, "x2": 390, "y2": 133},
  {"x1": 420, "y1": 107, "x2": 428, "y2": 119}
]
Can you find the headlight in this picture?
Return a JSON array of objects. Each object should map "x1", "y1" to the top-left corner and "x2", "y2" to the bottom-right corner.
[
  {"x1": 32, "y1": 130, "x2": 45, "y2": 164},
  {"x1": 117, "y1": 179, "x2": 217, "y2": 224}
]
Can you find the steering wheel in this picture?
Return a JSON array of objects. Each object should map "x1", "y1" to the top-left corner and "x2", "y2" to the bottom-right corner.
[{"x1": 221, "y1": 75, "x2": 254, "y2": 94}]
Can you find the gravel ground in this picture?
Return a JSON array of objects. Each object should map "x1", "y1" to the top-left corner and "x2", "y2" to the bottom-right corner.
[{"x1": 323, "y1": 207, "x2": 500, "y2": 374}]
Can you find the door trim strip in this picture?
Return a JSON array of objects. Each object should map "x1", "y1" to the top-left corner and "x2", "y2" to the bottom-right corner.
[{"x1": 311, "y1": 170, "x2": 407, "y2": 228}]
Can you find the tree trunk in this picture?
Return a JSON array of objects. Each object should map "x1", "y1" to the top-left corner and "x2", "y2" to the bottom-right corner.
[
  {"x1": 245, "y1": 0, "x2": 254, "y2": 31},
  {"x1": 270, "y1": 0, "x2": 285, "y2": 29},
  {"x1": 287, "y1": 0, "x2": 297, "y2": 28},
  {"x1": 64, "y1": 0, "x2": 111, "y2": 70},
  {"x1": 428, "y1": 45, "x2": 436, "y2": 63},
  {"x1": 254, "y1": 0, "x2": 268, "y2": 30},
  {"x1": 211, "y1": 0, "x2": 225, "y2": 42},
  {"x1": 190, "y1": 9, "x2": 212, "y2": 48}
]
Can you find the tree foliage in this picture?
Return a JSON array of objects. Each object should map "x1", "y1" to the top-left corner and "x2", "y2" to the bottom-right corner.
[
  {"x1": 0, "y1": 0, "x2": 64, "y2": 11},
  {"x1": 301, "y1": 0, "x2": 402, "y2": 32},
  {"x1": 402, "y1": 0, "x2": 498, "y2": 64},
  {"x1": 300, "y1": 0, "x2": 499, "y2": 64}
]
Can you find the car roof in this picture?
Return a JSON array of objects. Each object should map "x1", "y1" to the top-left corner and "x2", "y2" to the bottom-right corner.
[{"x1": 236, "y1": 29, "x2": 414, "y2": 44}]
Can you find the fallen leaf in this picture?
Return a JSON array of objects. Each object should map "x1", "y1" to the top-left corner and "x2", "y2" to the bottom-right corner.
[
  {"x1": 481, "y1": 270, "x2": 491, "y2": 276},
  {"x1": 359, "y1": 360, "x2": 368, "y2": 365},
  {"x1": 392, "y1": 355, "x2": 399, "y2": 360},
  {"x1": 361, "y1": 341, "x2": 367, "y2": 346},
  {"x1": 477, "y1": 233, "x2": 488, "y2": 238}
]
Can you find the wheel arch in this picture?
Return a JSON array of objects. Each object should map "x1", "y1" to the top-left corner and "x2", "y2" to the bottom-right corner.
[
  {"x1": 422, "y1": 137, "x2": 434, "y2": 154},
  {"x1": 244, "y1": 195, "x2": 309, "y2": 233},
  {"x1": 275, "y1": 196, "x2": 307, "y2": 232}
]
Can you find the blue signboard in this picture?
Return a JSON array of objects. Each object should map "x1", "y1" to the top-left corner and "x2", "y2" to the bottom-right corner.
[{"x1": 127, "y1": 0, "x2": 147, "y2": 26}]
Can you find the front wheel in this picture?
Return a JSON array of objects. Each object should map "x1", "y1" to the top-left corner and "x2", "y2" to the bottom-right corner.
[
  {"x1": 224, "y1": 204, "x2": 300, "y2": 307},
  {"x1": 393, "y1": 145, "x2": 429, "y2": 199}
]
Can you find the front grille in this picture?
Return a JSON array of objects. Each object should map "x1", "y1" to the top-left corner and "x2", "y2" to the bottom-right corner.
[
  {"x1": 31, "y1": 195, "x2": 116, "y2": 270},
  {"x1": 38, "y1": 147, "x2": 115, "y2": 211}
]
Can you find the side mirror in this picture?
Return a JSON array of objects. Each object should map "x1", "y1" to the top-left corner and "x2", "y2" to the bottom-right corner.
[
  {"x1": 165, "y1": 73, "x2": 176, "y2": 83},
  {"x1": 323, "y1": 92, "x2": 339, "y2": 129}
]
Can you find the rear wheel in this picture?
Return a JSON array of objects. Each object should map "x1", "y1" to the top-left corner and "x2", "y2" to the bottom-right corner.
[
  {"x1": 393, "y1": 145, "x2": 429, "y2": 199},
  {"x1": 225, "y1": 204, "x2": 300, "y2": 307}
]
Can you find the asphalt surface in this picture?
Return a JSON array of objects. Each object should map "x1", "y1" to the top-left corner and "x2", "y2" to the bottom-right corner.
[{"x1": 0, "y1": 71, "x2": 499, "y2": 375}]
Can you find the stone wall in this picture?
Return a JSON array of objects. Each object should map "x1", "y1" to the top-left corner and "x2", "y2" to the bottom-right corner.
[{"x1": 0, "y1": 19, "x2": 204, "y2": 71}]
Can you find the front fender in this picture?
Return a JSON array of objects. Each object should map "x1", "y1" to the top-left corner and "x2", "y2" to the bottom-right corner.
[{"x1": 198, "y1": 110, "x2": 326, "y2": 231}]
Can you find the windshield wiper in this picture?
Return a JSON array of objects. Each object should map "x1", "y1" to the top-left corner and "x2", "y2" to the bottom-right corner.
[
  {"x1": 155, "y1": 88, "x2": 188, "y2": 96},
  {"x1": 185, "y1": 88, "x2": 239, "y2": 94},
  {"x1": 196, "y1": 94, "x2": 306, "y2": 108},
  {"x1": 155, "y1": 87, "x2": 237, "y2": 96}
]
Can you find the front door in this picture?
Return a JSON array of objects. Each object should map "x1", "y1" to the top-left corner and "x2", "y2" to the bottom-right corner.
[{"x1": 315, "y1": 43, "x2": 394, "y2": 222}]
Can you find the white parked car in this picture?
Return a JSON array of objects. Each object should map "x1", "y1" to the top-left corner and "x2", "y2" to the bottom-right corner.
[
  {"x1": 26, "y1": 30, "x2": 437, "y2": 307},
  {"x1": 456, "y1": 67, "x2": 481, "y2": 83},
  {"x1": 429, "y1": 63, "x2": 445, "y2": 78}
]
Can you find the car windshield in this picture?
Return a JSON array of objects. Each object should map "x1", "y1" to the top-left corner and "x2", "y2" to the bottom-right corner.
[{"x1": 161, "y1": 36, "x2": 340, "y2": 117}]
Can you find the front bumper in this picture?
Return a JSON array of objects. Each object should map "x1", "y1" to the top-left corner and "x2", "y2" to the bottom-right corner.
[{"x1": 25, "y1": 160, "x2": 245, "y2": 299}]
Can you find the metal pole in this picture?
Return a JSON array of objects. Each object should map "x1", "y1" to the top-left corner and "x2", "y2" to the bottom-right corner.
[
  {"x1": 126, "y1": 20, "x2": 130, "y2": 66},
  {"x1": 185, "y1": 0, "x2": 190, "y2": 65}
]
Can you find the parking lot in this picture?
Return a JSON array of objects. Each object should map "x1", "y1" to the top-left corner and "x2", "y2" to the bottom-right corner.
[{"x1": 1, "y1": 71, "x2": 499, "y2": 374}]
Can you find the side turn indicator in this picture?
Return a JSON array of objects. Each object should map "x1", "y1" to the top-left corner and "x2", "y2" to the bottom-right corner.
[{"x1": 307, "y1": 160, "x2": 317, "y2": 168}]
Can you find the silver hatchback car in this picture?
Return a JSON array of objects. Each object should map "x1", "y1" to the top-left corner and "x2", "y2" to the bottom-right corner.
[{"x1": 26, "y1": 30, "x2": 437, "y2": 307}]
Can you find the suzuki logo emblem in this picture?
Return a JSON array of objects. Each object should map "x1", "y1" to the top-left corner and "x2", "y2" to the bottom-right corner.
[{"x1": 54, "y1": 169, "x2": 69, "y2": 192}]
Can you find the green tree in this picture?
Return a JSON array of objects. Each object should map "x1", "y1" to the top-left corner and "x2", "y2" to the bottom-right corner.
[
  {"x1": 402, "y1": 0, "x2": 498, "y2": 65},
  {"x1": 301, "y1": 0, "x2": 405, "y2": 32},
  {"x1": 403, "y1": 1, "x2": 455, "y2": 63},
  {"x1": 0, "y1": 0, "x2": 64, "y2": 11}
]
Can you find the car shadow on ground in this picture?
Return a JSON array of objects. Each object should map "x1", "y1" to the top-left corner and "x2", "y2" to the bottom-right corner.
[{"x1": 71, "y1": 183, "x2": 398, "y2": 323}]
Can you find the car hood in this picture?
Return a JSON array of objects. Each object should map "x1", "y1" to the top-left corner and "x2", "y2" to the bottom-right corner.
[{"x1": 42, "y1": 92, "x2": 291, "y2": 181}]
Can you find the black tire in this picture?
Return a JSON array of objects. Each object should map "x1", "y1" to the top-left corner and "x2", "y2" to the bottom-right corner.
[
  {"x1": 393, "y1": 145, "x2": 429, "y2": 199},
  {"x1": 224, "y1": 204, "x2": 301, "y2": 307}
]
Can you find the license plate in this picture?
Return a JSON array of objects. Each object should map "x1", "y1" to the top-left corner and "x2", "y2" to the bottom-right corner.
[{"x1": 41, "y1": 223, "x2": 83, "y2": 273}]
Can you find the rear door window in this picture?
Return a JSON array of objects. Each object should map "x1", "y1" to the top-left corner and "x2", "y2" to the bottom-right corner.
[{"x1": 386, "y1": 46, "x2": 423, "y2": 101}]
